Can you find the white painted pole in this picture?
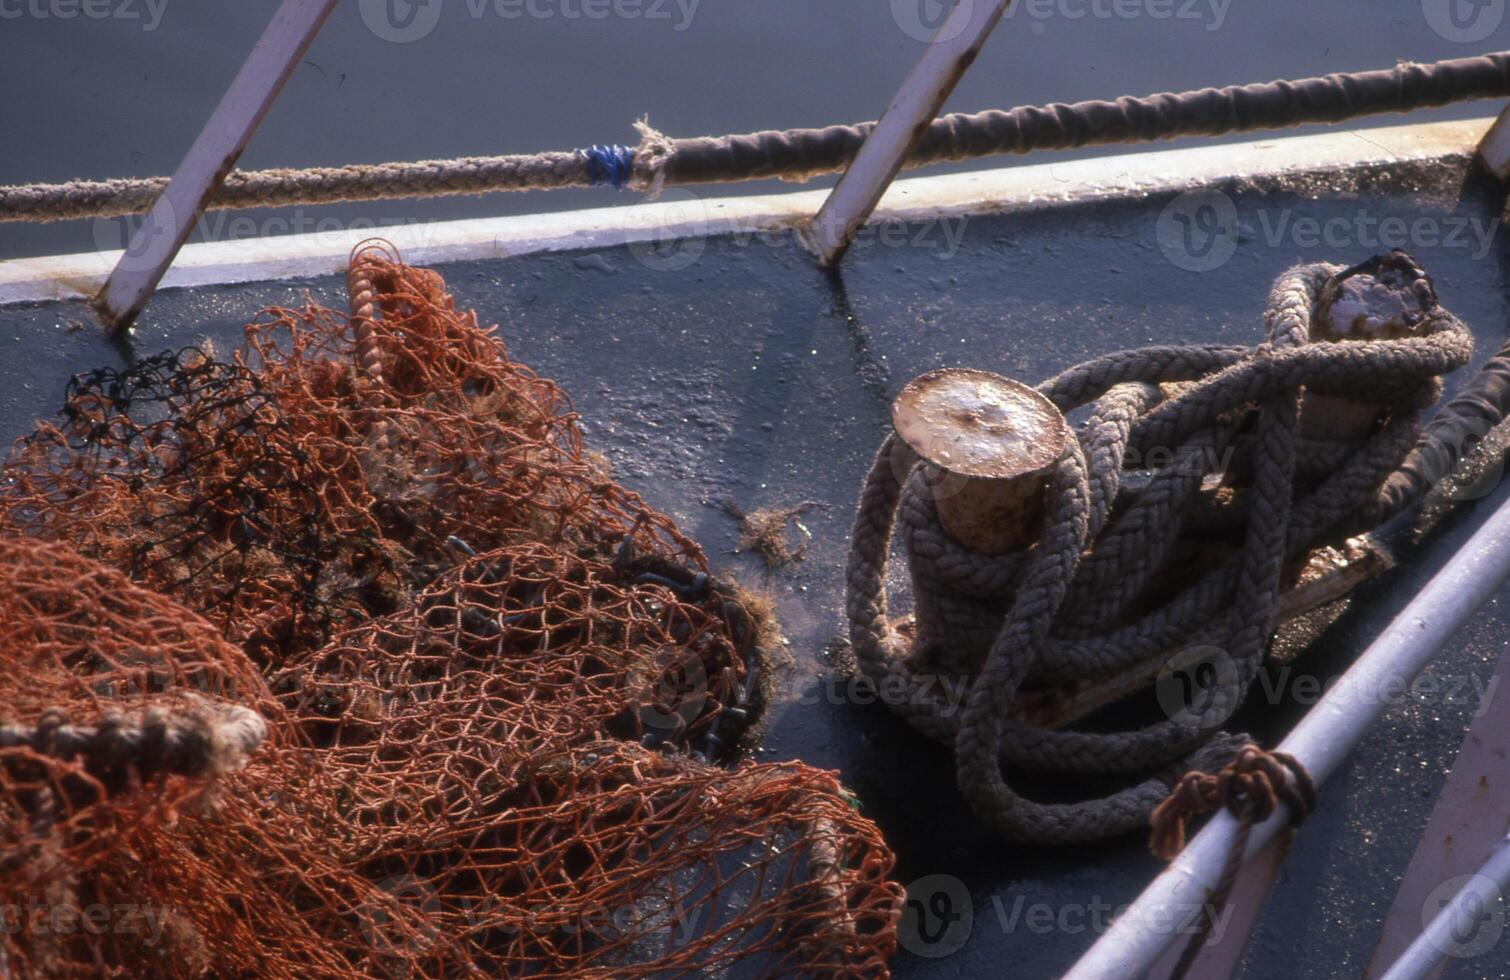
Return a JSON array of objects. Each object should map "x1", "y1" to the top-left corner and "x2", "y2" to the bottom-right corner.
[
  {"x1": 1064, "y1": 492, "x2": 1510, "y2": 980},
  {"x1": 93, "y1": 0, "x2": 338, "y2": 334},
  {"x1": 1475, "y1": 102, "x2": 1510, "y2": 181},
  {"x1": 809, "y1": 0, "x2": 1012, "y2": 268},
  {"x1": 1144, "y1": 836, "x2": 1292, "y2": 979},
  {"x1": 1378, "y1": 834, "x2": 1510, "y2": 980}
]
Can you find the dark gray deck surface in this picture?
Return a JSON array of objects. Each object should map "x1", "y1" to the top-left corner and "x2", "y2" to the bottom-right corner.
[{"x1": 3, "y1": 157, "x2": 1508, "y2": 979}]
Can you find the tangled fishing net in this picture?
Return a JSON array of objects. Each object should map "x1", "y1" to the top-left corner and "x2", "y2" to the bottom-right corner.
[
  {"x1": 847, "y1": 252, "x2": 1510, "y2": 844},
  {"x1": 0, "y1": 243, "x2": 902, "y2": 976}
]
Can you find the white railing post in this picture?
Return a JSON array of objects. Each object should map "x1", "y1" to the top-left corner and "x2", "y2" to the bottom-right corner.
[
  {"x1": 94, "y1": 0, "x2": 339, "y2": 334},
  {"x1": 808, "y1": 0, "x2": 1012, "y2": 268},
  {"x1": 1475, "y1": 102, "x2": 1510, "y2": 180},
  {"x1": 1378, "y1": 835, "x2": 1510, "y2": 980},
  {"x1": 1064, "y1": 491, "x2": 1510, "y2": 979}
]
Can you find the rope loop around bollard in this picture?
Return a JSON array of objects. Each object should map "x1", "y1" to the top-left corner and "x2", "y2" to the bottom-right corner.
[{"x1": 844, "y1": 252, "x2": 1476, "y2": 844}]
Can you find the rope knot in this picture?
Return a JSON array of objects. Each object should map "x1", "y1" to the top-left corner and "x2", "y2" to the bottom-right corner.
[
  {"x1": 578, "y1": 144, "x2": 635, "y2": 190},
  {"x1": 1150, "y1": 742, "x2": 1315, "y2": 860}
]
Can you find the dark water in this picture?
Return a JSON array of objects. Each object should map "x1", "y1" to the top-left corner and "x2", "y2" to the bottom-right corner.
[{"x1": 3, "y1": 0, "x2": 1508, "y2": 260}]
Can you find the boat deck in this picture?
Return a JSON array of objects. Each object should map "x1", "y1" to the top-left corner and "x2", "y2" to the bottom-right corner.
[{"x1": 2, "y1": 138, "x2": 1508, "y2": 978}]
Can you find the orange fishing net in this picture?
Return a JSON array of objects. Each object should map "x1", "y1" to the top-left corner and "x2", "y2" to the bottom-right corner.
[{"x1": 0, "y1": 243, "x2": 902, "y2": 977}]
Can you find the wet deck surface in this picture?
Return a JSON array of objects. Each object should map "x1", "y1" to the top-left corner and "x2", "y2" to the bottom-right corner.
[{"x1": 3, "y1": 156, "x2": 1509, "y2": 978}]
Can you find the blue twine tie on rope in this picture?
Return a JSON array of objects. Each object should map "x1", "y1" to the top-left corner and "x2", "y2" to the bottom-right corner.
[{"x1": 579, "y1": 144, "x2": 635, "y2": 190}]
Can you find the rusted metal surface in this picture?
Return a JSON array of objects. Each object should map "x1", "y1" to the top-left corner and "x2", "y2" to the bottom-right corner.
[
  {"x1": 92, "y1": 0, "x2": 337, "y2": 334},
  {"x1": 807, "y1": 0, "x2": 1012, "y2": 267},
  {"x1": 1302, "y1": 254, "x2": 1440, "y2": 443},
  {"x1": 892, "y1": 367, "x2": 1068, "y2": 555},
  {"x1": 1312, "y1": 261, "x2": 1437, "y2": 342}
]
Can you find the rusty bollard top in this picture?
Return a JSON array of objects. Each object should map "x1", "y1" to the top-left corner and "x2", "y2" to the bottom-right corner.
[
  {"x1": 1303, "y1": 252, "x2": 1438, "y2": 441},
  {"x1": 1312, "y1": 251, "x2": 1438, "y2": 342},
  {"x1": 892, "y1": 368, "x2": 1070, "y2": 555}
]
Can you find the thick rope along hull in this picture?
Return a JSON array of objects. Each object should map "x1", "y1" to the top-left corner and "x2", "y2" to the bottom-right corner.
[
  {"x1": 6, "y1": 52, "x2": 1510, "y2": 223},
  {"x1": 669, "y1": 52, "x2": 1510, "y2": 186}
]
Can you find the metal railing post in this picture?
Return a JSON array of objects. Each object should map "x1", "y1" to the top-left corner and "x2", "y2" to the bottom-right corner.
[
  {"x1": 808, "y1": 0, "x2": 1012, "y2": 268},
  {"x1": 1064, "y1": 490, "x2": 1510, "y2": 979},
  {"x1": 93, "y1": 0, "x2": 338, "y2": 334}
]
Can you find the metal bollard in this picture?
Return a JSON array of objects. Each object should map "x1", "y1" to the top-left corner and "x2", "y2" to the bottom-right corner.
[
  {"x1": 1301, "y1": 253, "x2": 1439, "y2": 442},
  {"x1": 891, "y1": 367, "x2": 1070, "y2": 555}
]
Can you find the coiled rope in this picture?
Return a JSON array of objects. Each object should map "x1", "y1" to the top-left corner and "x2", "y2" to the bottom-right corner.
[
  {"x1": 845, "y1": 254, "x2": 1480, "y2": 844},
  {"x1": 5, "y1": 50, "x2": 1510, "y2": 223}
]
